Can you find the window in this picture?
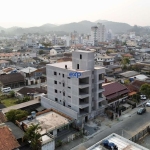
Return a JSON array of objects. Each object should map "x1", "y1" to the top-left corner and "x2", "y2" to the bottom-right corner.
[
  {"x1": 68, "y1": 105, "x2": 71, "y2": 108},
  {"x1": 67, "y1": 77, "x2": 70, "y2": 79},
  {"x1": 60, "y1": 91, "x2": 61, "y2": 93},
  {"x1": 59, "y1": 73, "x2": 61, "y2": 75},
  {"x1": 55, "y1": 89, "x2": 57, "y2": 93},
  {"x1": 80, "y1": 54, "x2": 82, "y2": 59},
  {"x1": 54, "y1": 72, "x2": 57, "y2": 75},
  {"x1": 68, "y1": 96, "x2": 71, "y2": 98},
  {"x1": 77, "y1": 64, "x2": 79, "y2": 69},
  {"x1": 68, "y1": 87, "x2": 71, "y2": 89},
  {"x1": 60, "y1": 100, "x2": 61, "y2": 102},
  {"x1": 59, "y1": 82, "x2": 61, "y2": 84},
  {"x1": 63, "y1": 83, "x2": 65, "y2": 87},
  {"x1": 62, "y1": 74, "x2": 64, "y2": 77},
  {"x1": 54, "y1": 81, "x2": 57, "y2": 84},
  {"x1": 55, "y1": 98, "x2": 58, "y2": 102},
  {"x1": 63, "y1": 92, "x2": 65, "y2": 96}
]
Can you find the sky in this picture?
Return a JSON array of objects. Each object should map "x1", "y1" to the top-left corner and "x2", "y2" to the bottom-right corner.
[{"x1": 0, "y1": 0, "x2": 150, "y2": 28}]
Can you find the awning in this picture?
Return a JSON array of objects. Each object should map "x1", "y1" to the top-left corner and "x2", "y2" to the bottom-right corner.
[{"x1": 128, "y1": 91, "x2": 137, "y2": 96}]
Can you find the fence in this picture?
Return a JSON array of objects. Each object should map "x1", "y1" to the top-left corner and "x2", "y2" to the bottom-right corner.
[{"x1": 129, "y1": 124, "x2": 150, "y2": 142}]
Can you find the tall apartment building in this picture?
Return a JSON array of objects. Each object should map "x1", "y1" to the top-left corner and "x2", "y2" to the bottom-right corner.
[
  {"x1": 41, "y1": 50, "x2": 106, "y2": 124},
  {"x1": 91, "y1": 23, "x2": 106, "y2": 46}
]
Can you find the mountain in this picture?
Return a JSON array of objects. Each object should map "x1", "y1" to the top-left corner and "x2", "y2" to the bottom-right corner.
[
  {"x1": 102, "y1": 21, "x2": 132, "y2": 33},
  {"x1": 0, "y1": 20, "x2": 133, "y2": 35}
]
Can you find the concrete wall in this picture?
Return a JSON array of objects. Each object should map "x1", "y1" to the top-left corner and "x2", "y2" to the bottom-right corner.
[
  {"x1": 41, "y1": 96, "x2": 78, "y2": 119},
  {"x1": 72, "y1": 50, "x2": 94, "y2": 70},
  {"x1": 42, "y1": 140, "x2": 55, "y2": 150}
]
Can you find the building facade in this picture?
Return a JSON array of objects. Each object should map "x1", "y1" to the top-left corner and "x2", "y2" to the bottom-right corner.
[
  {"x1": 91, "y1": 23, "x2": 106, "y2": 46},
  {"x1": 41, "y1": 50, "x2": 106, "y2": 124}
]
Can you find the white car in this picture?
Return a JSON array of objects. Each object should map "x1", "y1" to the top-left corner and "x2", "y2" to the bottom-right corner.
[
  {"x1": 146, "y1": 101, "x2": 150, "y2": 107},
  {"x1": 140, "y1": 95, "x2": 147, "y2": 100}
]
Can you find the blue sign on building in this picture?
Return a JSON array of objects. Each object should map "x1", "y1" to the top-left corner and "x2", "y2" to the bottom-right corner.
[{"x1": 69, "y1": 72, "x2": 82, "y2": 78}]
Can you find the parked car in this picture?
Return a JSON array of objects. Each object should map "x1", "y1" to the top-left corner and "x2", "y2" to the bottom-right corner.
[
  {"x1": 146, "y1": 101, "x2": 150, "y2": 107},
  {"x1": 137, "y1": 107, "x2": 146, "y2": 115},
  {"x1": 1, "y1": 87, "x2": 12, "y2": 93},
  {"x1": 102, "y1": 140, "x2": 118, "y2": 150},
  {"x1": 140, "y1": 95, "x2": 147, "y2": 100}
]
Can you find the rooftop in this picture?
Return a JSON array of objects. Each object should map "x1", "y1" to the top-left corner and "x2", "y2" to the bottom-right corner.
[
  {"x1": 17, "y1": 87, "x2": 47, "y2": 96},
  {"x1": 120, "y1": 71, "x2": 139, "y2": 78},
  {"x1": 87, "y1": 133, "x2": 149, "y2": 150},
  {"x1": 20, "y1": 67, "x2": 37, "y2": 73},
  {"x1": 5, "y1": 122, "x2": 24, "y2": 140},
  {"x1": 0, "y1": 73, "x2": 25, "y2": 85},
  {"x1": 22, "y1": 109, "x2": 72, "y2": 135},
  {"x1": 0, "y1": 126, "x2": 20, "y2": 150}
]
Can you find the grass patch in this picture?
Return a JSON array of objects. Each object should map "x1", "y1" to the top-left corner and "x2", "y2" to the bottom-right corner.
[{"x1": 1, "y1": 98, "x2": 18, "y2": 107}]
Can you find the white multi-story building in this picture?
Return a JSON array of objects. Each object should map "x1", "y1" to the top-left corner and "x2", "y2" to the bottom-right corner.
[
  {"x1": 41, "y1": 50, "x2": 107, "y2": 125},
  {"x1": 91, "y1": 23, "x2": 106, "y2": 46}
]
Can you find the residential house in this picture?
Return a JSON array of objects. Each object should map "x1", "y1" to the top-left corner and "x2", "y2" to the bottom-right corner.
[
  {"x1": 103, "y1": 82, "x2": 129, "y2": 114},
  {"x1": 0, "y1": 125, "x2": 20, "y2": 150},
  {"x1": 119, "y1": 71, "x2": 140, "y2": 79},
  {"x1": 95, "y1": 54, "x2": 114, "y2": 66},
  {"x1": 20, "y1": 67, "x2": 38, "y2": 85},
  {"x1": 50, "y1": 46, "x2": 65, "y2": 56},
  {"x1": 16, "y1": 87, "x2": 47, "y2": 100},
  {"x1": 0, "y1": 73, "x2": 25, "y2": 88}
]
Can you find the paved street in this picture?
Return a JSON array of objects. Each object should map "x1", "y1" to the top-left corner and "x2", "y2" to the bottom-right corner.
[
  {"x1": 56, "y1": 107, "x2": 150, "y2": 150},
  {"x1": 73, "y1": 107, "x2": 150, "y2": 150}
]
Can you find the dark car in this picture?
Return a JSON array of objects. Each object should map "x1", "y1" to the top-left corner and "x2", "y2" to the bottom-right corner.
[
  {"x1": 102, "y1": 140, "x2": 118, "y2": 150},
  {"x1": 137, "y1": 107, "x2": 146, "y2": 115}
]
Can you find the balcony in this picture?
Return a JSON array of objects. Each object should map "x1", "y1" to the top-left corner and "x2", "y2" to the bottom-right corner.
[
  {"x1": 79, "y1": 87, "x2": 89, "y2": 98},
  {"x1": 79, "y1": 97, "x2": 89, "y2": 108},
  {"x1": 79, "y1": 77, "x2": 89, "y2": 88}
]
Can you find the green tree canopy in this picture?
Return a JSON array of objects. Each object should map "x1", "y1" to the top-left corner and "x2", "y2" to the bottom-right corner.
[
  {"x1": 6, "y1": 109, "x2": 28, "y2": 123},
  {"x1": 24, "y1": 124, "x2": 42, "y2": 150},
  {"x1": 140, "y1": 83, "x2": 150, "y2": 98},
  {"x1": 121, "y1": 57, "x2": 130, "y2": 66},
  {"x1": 39, "y1": 50, "x2": 45, "y2": 55}
]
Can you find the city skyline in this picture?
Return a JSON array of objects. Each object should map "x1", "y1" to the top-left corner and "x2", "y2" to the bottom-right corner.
[{"x1": 0, "y1": 0, "x2": 150, "y2": 28}]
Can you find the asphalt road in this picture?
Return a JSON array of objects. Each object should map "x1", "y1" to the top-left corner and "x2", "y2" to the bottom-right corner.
[{"x1": 73, "y1": 107, "x2": 150, "y2": 150}]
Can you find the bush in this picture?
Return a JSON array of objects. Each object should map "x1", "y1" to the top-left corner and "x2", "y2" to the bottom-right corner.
[
  {"x1": 6, "y1": 109, "x2": 28, "y2": 123},
  {"x1": 9, "y1": 91, "x2": 15, "y2": 98}
]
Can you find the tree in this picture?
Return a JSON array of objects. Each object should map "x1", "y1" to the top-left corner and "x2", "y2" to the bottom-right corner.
[
  {"x1": 140, "y1": 83, "x2": 150, "y2": 98},
  {"x1": 39, "y1": 50, "x2": 44, "y2": 55},
  {"x1": 6, "y1": 109, "x2": 28, "y2": 123},
  {"x1": 24, "y1": 124, "x2": 42, "y2": 150},
  {"x1": 121, "y1": 57, "x2": 130, "y2": 70}
]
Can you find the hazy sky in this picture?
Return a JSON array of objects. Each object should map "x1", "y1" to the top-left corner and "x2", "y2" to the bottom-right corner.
[{"x1": 0, "y1": 0, "x2": 150, "y2": 28}]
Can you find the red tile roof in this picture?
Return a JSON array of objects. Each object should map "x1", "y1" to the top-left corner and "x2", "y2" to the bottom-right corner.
[
  {"x1": 127, "y1": 80, "x2": 150, "y2": 92},
  {"x1": 0, "y1": 126, "x2": 20, "y2": 150},
  {"x1": 103, "y1": 82, "x2": 129, "y2": 96}
]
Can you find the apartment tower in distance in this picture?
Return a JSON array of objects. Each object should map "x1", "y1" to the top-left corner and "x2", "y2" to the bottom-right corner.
[
  {"x1": 91, "y1": 23, "x2": 106, "y2": 46},
  {"x1": 41, "y1": 50, "x2": 107, "y2": 125}
]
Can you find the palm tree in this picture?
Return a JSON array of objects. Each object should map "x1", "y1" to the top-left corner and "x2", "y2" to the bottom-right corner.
[{"x1": 24, "y1": 124, "x2": 42, "y2": 150}]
